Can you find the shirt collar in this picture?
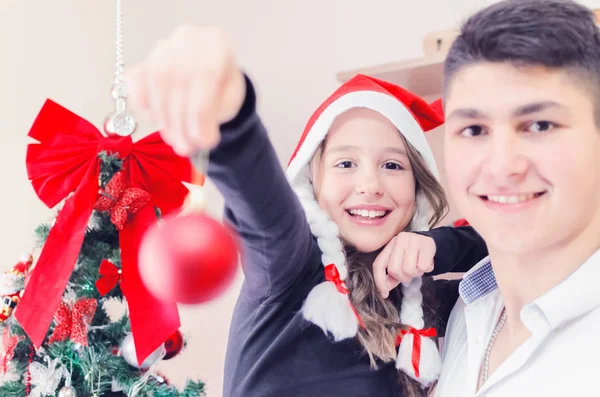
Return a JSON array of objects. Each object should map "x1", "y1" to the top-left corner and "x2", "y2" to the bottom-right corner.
[
  {"x1": 459, "y1": 255, "x2": 497, "y2": 305},
  {"x1": 533, "y1": 248, "x2": 600, "y2": 330},
  {"x1": 459, "y1": 249, "x2": 600, "y2": 330}
]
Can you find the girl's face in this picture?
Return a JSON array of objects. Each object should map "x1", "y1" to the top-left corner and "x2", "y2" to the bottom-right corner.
[{"x1": 313, "y1": 108, "x2": 417, "y2": 253}]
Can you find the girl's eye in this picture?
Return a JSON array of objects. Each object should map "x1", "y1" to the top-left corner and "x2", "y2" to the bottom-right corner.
[
  {"x1": 459, "y1": 125, "x2": 485, "y2": 137},
  {"x1": 335, "y1": 161, "x2": 355, "y2": 169},
  {"x1": 526, "y1": 121, "x2": 555, "y2": 133},
  {"x1": 383, "y1": 162, "x2": 404, "y2": 170}
]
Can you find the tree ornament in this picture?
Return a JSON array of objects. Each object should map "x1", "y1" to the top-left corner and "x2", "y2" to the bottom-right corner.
[
  {"x1": 94, "y1": 171, "x2": 151, "y2": 230},
  {"x1": 0, "y1": 254, "x2": 33, "y2": 322},
  {"x1": 139, "y1": 212, "x2": 239, "y2": 304},
  {"x1": 0, "y1": 327, "x2": 24, "y2": 374},
  {"x1": 59, "y1": 359, "x2": 77, "y2": 397},
  {"x1": 120, "y1": 333, "x2": 165, "y2": 369},
  {"x1": 58, "y1": 385, "x2": 77, "y2": 397},
  {"x1": 139, "y1": 149, "x2": 239, "y2": 304},
  {"x1": 48, "y1": 298, "x2": 97, "y2": 346},
  {"x1": 95, "y1": 260, "x2": 123, "y2": 296},
  {"x1": 163, "y1": 329, "x2": 184, "y2": 360},
  {"x1": 58, "y1": 375, "x2": 77, "y2": 397},
  {"x1": 29, "y1": 356, "x2": 63, "y2": 397}
]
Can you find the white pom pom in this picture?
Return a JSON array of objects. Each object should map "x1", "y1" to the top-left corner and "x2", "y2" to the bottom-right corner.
[
  {"x1": 396, "y1": 333, "x2": 441, "y2": 386},
  {"x1": 302, "y1": 282, "x2": 358, "y2": 341}
]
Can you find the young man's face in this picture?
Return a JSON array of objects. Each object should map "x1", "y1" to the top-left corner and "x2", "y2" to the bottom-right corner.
[{"x1": 443, "y1": 62, "x2": 600, "y2": 256}]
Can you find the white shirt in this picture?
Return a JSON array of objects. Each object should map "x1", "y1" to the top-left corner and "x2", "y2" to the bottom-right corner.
[{"x1": 434, "y1": 249, "x2": 600, "y2": 397}]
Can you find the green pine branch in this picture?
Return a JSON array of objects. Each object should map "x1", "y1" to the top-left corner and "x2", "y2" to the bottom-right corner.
[
  {"x1": 147, "y1": 379, "x2": 206, "y2": 397},
  {"x1": 34, "y1": 223, "x2": 51, "y2": 247},
  {"x1": 0, "y1": 381, "x2": 26, "y2": 397},
  {"x1": 98, "y1": 152, "x2": 124, "y2": 187}
]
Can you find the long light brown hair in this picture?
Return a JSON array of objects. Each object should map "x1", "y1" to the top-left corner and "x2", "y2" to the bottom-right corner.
[{"x1": 310, "y1": 131, "x2": 448, "y2": 396}]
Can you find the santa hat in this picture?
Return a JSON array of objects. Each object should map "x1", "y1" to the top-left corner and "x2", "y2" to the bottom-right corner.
[{"x1": 286, "y1": 74, "x2": 444, "y2": 385}]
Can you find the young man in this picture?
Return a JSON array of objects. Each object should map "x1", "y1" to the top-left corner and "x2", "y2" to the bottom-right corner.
[{"x1": 435, "y1": 0, "x2": 600, "y2": 395}]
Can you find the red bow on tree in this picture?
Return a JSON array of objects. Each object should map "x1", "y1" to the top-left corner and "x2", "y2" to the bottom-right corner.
[
  {"x1": 94, "y1": 171, "x2": 151, "y2": 230},
  {"x1": 395, "y1": 327, "x2": 438, "y2": 378},
  {"x1": 96, "y1": 260, "x2": 122, "y2": 296},
  {"x1": 48, "y1": 298, "x2": 98, "y2": 346},
  {"x1": 0, "y1": 327, "x2": 24, "y2": 374},
  {"x1": 16, "y1": 99, "x2": 192, "y2": 365}
]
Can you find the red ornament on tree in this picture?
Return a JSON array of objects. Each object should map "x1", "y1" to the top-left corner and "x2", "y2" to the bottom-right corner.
[
  {"x1": 138, "y1": 212, "x2": 239, "y2": 304},
  {"x1": 94, "y1": 171, "x2": 151, "y2": 230},
  {"x1": 163, "y1": 330, "x2": 184, "y2": 360},
  {"x1": 48, "y1": 298, "x2": 98, "y2": 346},
  {"x1": 0, "y1": 254, "x2": 33, "y2": 323},
  {"x1": 96, "y1": 260, "x2": 123, "y2": 296},
  {"x1": 0, "y1": 327, "x2": 24, "y2": 374}
]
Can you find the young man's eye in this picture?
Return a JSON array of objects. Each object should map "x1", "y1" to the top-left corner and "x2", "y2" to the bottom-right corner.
[
  {"x1": 383, "y1": 162, "x2": 404, "y2": 170},
  {"x1": 459, "y1": 125, "x2": 485, "y2": 137},
  {"x1": 335, "y1": 161, "x2": 355, "y2": 169},
  {"x1": 526, "y1": 121, "x2": 555, "y2": 133}
]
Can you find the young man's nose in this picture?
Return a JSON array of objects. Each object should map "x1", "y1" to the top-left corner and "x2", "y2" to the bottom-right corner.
[{"x1": 482, "y1": 130, "x2": 529, "y2": 183}]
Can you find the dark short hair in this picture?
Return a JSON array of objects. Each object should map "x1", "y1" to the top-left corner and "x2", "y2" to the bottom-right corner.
[{"x1": 443, "y1": 0, "x2": 600, "y2": 119}]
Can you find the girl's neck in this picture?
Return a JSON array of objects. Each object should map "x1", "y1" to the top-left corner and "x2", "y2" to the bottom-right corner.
[{"x1": 345, "y1": 246, "x2": 382, "y2": 266}]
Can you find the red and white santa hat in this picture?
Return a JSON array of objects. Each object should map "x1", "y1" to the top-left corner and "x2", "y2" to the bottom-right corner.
[{"x1": 286, "y1": 74, "x2": 444, "y2": 385}]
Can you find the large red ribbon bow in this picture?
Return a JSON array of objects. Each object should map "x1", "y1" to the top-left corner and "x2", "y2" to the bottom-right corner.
[
  {"x1": 16, "y1": 99, "x2": 192, "y2": 365},
  {"x1": 395, "y1": 327, "x2": 438, "y2": 378},
  {"x1": 323, "y1": 264, "x2": 365, "y2": 329},
  {"x1": 96, "y1": 260, "x2": 122, "y2": 297},
  {"x1": 48, "y1": 298, "x2": 98, "y2": 346}
]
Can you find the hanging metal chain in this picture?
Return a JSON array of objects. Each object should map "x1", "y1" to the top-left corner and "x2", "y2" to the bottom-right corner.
[
  {"x1": 104, "y1": 0, "x2": 137, "y2": 136},
  {"x1": 112, "y1": 0, "x2": 126, "y2": 110},
  {"x1": 103, "y1": 0, "x2": 210, "y2": 176}
]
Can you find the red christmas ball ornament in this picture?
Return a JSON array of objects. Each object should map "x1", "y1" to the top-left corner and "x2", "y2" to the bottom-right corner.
[
  {"x1": 163, "y1": 330, "x2": 185, "y2": 360},
  {"x1": 139, "y1": 212, "x2": 239, "y2": 304}
]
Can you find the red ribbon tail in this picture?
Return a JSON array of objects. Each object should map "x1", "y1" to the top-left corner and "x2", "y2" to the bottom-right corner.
[
  {"x1": 412, "y1": 333, "x2": 422, "y2": 378},
  {"x1": 349, "y1": 303, "x2": 365, "y2": 329},
  {"x1": 396, "y1": 327, "x2": 437, "y2": 378},
  {"x1": 323, "y1": 265, "x2": 363, "y2": 329},
  {"x1": 15, "y1": 161, "x2": 99, "y2": 347},
  {"x1": 120, "y1": 205, "x2": 180, "y2": 365}
]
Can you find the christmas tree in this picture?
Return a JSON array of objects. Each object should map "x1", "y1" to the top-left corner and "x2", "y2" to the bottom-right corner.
[
  {"x1": 0, "y1": 2, "x2": 217, "y2": 394},
  {"x1": 0, "y1": 146, "x2": 206, "y2": 396}
]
